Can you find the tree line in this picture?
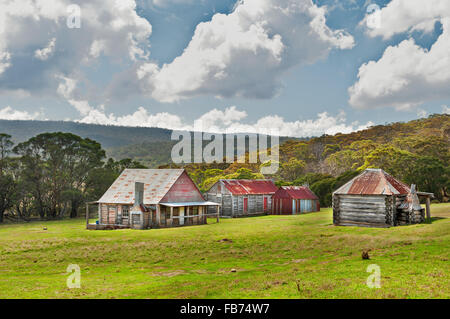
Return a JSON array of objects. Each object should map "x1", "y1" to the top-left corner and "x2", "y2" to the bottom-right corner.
[
  {"x1": 182, "y1": 115, "x2": 449, "y2": 207},
  {"x1": 0, "y1": 132, "x2": 145, "y2": 223},
  {"x1": 0, "y1": 114, "x2": 448, "y2": 222}
]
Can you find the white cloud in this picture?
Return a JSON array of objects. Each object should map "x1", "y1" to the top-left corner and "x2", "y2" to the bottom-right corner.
[
  {"x1": 138, "y1": 0, "x2": 354, "y2": 102},
  {"x1": 34, "y1": 38, "x2": 56, "y2": 61},
  {"x1": 362, "y1": 0, "x2": 449, "y2": 39},
  {"x1": 0, "y1": 106, "x2": 41, "y2": 120},
  {"x1": 76, "y1": 105, "x2": 373, "y2": 138},
  {"x1": 443, "y1": 105, "x2": 450, "y2": 115},
  {"x1": 0, "y1": 0, "x2": 152, "y2": 96},
  {"x1": 0, "y1": 51, "x2": 11, "y2": 75},
  {"x1": 416, "y1": 108, "x2": 427, "y2": 118},
  {"x1": 349, "y1": 0, "x2": 450, "y2": 110}
]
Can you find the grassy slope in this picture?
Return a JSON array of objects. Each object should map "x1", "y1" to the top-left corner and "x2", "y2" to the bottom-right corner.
[{"x1": 0, "y1": 204, "x2": 448, "y2": 299}]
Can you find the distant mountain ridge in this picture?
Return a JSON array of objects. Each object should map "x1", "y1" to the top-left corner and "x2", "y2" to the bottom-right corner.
[
  {"x1": 0, "y1": 119, "x2": 303, "y2": 167},
  {"x1": 0, "y1": 120, "x2": 173, "y2": 148},
  {"x1": 3, "y1": 115, "x2": 446, "y2": 169}
]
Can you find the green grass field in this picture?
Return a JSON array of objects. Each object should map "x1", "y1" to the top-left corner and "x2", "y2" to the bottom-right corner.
[{"x1": 0, "y1": 204, "x2": 449, "y2": 299}]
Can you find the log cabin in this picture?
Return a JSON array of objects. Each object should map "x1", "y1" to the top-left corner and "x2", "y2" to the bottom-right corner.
[
  {"x1": 87, "y1": 169, "x2": 220, "y2": 230},
  {"x1": 332, "y1": 168, "x2": 433, "y2": 228},
  {"x1": 205, "y1": 179, "x2": 278, "y2": 217},
  {"x1": 272, "y1": 186, "x2": 320, "y2": 215}
]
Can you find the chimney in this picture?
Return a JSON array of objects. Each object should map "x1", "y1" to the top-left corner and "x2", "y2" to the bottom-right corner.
[{"x1": 135, "y1": 182, "x2": 144, "y2": 207}]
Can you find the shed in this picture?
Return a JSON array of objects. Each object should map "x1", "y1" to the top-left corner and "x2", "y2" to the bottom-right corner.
[
  {"x1": 332, "y1": 168, "x2": 433, "y2": 228},
  {"x1": 89, "y1": 169, "x2": 220, "y2": 230},
  {"x1": 272, "y1": 186, "x2": 320, "y2": 215},
  {"x1": 205, "y1": 179, "x2": 278, "y2": 217}
]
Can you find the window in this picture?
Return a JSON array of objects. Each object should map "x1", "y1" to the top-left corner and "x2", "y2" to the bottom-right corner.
[{"x1": 122, "y1": 205, "x2": 130, "y2": 217}]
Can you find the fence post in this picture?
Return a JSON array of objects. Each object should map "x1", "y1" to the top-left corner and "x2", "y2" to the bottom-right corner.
[
  {"x1": 85, "y1": 203, "x2": 89, "y2": 228},
  {"x1": 216, "y1": 205, "x2": 220, "y2": 223},
  {"x1": 426, "y1": 197, "x2": 431, "y2": 221}
]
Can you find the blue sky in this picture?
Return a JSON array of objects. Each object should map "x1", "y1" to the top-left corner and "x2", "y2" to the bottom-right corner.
[{"x1": 0, "y1": 0, "x2": 449, "y2": 137}]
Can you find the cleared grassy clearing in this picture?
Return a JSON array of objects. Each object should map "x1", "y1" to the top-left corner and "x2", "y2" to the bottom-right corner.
[{"x1": 0, "y1": 204, "x2": 448, "y2": 299}]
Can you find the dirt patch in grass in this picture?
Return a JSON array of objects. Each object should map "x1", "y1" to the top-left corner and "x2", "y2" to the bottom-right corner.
[{"x1": 150, "y1": 270, "x2": 187, "y2": 277}]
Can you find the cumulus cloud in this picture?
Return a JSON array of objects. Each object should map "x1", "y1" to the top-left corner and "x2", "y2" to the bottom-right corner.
[
  {"x1": 0, "y1": 106, "x2": 41, "y2": 120},
  {"x1": 34, "y1": 38, "x2": 56, "y2": 61},
  {"x1": 0, "y1": 0, "x2": 152, "y2": 96},
  {"x1": 443, "y1": 105, "x2": 450, "y2": 115},
  {"x1": 349, "y1": 0, "x2": 450, "y2": 110},
  {"x1": 0, "y1": 51, "x2": 11, "y2": 75},
  {"x1": 137, "y1": 0, "x2": 354, "y2": 102},
  {"x1": 76, "y1": 105, "x2": 372, "y2": 138}
]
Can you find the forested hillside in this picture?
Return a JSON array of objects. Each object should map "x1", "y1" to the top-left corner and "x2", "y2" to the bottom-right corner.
[
  {"x1": 0, "y1": 120, "x2": 173, "y2": 148},
  {"x1": 180, "y1": 114, "x2": 450, "y2": 206},
  {"x1": 0, "y1": 120, "x2": 300, "y2": 167},
  {"x1": 0, "y1": 114, "x2": 447, "y2": 223}
]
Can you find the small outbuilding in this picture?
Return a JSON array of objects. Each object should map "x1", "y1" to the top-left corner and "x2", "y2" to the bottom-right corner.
[
  {"x1": 205, "y1": 179, "x2": 278, "y2": 217},
  {"x1": 272, "y1": 186, "x2": 320, "y2": 215},
  {"x1": 332, "y1": 168, "x2": 433, "y2": 228},
  {"x1": 89, "y1": 169, "x2": 220, "y2": 230}
]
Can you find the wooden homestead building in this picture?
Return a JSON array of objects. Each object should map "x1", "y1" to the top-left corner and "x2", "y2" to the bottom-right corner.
[
  {"x1": 205, "y1": 179, "x2": 278, "y2": 217},
  {"x1": 89, "y1": 169, "x2": 220, "y2": 230},
  {"x1": 332, "y1": 168, "x2": 433, "y2": 228},
  {"x1": 272, "y1": 186, "x2": 320, "y2": 215}
]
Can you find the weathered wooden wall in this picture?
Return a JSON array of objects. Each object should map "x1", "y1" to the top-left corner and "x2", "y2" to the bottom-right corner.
[
  {"x1": 333, "y1": 195, "x2": 391, "y2": 227},
  {"x1": 395, "y1": 196, "x2": 425, "y2": 225},
  {"x1": 333, "y1": 194, "x2": 427, "y2": 228},
  {"x1": 160, "y1": 171, "x2": 205, "y2": 203},
  {"x1": 205, "y1": 181, "x2": 272, "y2": 217}
]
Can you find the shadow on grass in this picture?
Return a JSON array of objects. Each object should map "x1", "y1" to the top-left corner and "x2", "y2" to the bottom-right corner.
[{"x1": 423, "y1": 217, "x2": 446, "y2": 224}]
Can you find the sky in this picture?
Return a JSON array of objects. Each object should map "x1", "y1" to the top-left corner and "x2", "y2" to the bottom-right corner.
[{"x1": 0, "y1": 0, "x2": 449, "y2": 137}]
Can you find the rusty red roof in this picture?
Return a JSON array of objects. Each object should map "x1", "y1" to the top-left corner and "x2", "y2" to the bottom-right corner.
[
  {"x1": 280, "y1": 186, "x2": 319, "y2": 200},
  {"x1": 334, "y1": 169, "x2": 410, "y2": 195},
  {"x1": 221, "y1": 179, "x2": 278, "y2": 195}
]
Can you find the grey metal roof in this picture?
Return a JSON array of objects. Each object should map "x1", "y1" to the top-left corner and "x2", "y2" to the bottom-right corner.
[{"x1": 98, "y1": 169, "x2": 185, "y2": 204}]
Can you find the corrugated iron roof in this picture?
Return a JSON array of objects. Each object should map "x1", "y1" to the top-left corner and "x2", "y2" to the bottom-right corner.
[
  {"x1": 98, "y1": 169, "x2": 184, "y2": 204},
  {"x1": 221, "y1": 179, "x2": 278, "y2": 195},
  {"x1": 281, "y1": 186, "x2": 319, "y2": 200},
  {"x1": 334, "y1": 168, "x2": 410, "y2": 195}
]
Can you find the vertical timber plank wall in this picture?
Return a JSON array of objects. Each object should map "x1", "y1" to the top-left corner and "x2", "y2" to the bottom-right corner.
[{"x1": 161, "y1": 171, "x2": 204, "y2": 203}]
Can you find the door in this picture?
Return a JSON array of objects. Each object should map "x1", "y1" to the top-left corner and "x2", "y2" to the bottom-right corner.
[
  {"x1": 264, "y1": 197, "x2": 268, "y2": 211},
  {"x1": 243, "y1": 198, "x2": 248, "y2": 213},
  {"x1": 179, "y1": 206, "x2": 185, "y2": 225},
  {"x1": 108, "y1": 206, "x2": 116, "y2": 224}
]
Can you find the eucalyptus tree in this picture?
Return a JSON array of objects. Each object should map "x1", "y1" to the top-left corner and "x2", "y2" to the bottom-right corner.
[
  {"x1": 14, "y1": 132, "x2": 106, "y2": 219},
  {"x1": 0, "y1": 134, "x2": 16, "y2": 223}
]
